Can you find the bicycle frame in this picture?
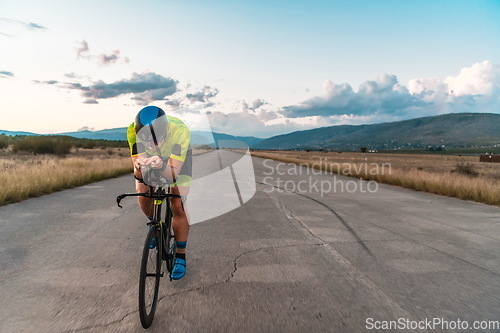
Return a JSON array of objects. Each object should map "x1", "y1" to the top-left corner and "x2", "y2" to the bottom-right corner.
[{"x1": 117, "y1": 186, "x2": 183, "y2": 263}]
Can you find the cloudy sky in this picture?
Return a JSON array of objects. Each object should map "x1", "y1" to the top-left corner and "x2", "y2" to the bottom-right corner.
[{"x1": 1, "y1": 0, "x2": 499, "y2": 137}]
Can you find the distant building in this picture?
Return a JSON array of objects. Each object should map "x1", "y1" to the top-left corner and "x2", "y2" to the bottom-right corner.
[
  {"x1": 480, "y1": 154, "x2": 500, "y2": 163},
  {"x1": 426, "y1": 146, "x2": 446, "y2": 151}
]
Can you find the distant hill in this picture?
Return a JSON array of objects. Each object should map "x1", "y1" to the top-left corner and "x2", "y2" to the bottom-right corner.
[
  {"x1": 0, "y1": 127, "x2": 263, "y2": 149},
  {"x1": 252, "y1": 113, "x2": 500, "y2": 150},
  {"x1": 203, "y1": 132, "x2": 264, "y2": 148},
  {"x1": 58, "y1": 128, "x2": 263, "y2": 148},
  {"x1": 0, "y1": 130, "x2": 39, "y2": 136},
  {"x1": 178, "y1": 131, "x2": 263, "y2": 148},
  {"x1": 5, "y1": 113, "x2": 497, "y2": 151},
  {"x1": 58, "y1": 128, "x2": 128, "y2": 141}
]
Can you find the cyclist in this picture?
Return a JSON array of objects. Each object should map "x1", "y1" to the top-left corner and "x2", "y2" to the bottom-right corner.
[{"x1": 127, "y1": 106, "x2": 192, "y2": 280}]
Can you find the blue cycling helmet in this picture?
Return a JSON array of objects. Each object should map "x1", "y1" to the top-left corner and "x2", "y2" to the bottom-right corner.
[{"x1": 135, "y1": 106, "x2": 168, "y2": 144}]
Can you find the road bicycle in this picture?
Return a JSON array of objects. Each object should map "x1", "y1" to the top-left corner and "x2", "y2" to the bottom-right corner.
[{"x1": 117, "y1": 179, "x2": 182, "y2": 328}]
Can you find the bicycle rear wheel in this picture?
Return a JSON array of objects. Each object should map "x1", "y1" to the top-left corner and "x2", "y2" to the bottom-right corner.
[{"x1": 139, "y1": 226, "x2": 162, "y2": 328}]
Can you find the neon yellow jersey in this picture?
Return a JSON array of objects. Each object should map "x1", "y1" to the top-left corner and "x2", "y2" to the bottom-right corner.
[{"x1": 127, "y1": 115, "x2": 191, "y2": 162}]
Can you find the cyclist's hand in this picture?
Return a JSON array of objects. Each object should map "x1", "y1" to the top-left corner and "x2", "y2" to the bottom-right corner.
[
  {"x1": 146, "y1": 156, "x2": 164, "y2": 169},
  {"x1": 134, "y1": 157, "x2": 150, "y2": 171}
]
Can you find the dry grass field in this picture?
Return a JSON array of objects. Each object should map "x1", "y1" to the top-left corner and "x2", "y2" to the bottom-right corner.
[
  {"x1": 0, "y1": 146, "x2": 213, "y2": 206},
  {"x1": 2, "y1": 145, "x2": 498, "y2": 206},
  {"x1": 250, "y1": 150, "x2": 500, "y2": 206},
  {"x1": 0, "y1": 147, "x2": 133, "y2": 205}
]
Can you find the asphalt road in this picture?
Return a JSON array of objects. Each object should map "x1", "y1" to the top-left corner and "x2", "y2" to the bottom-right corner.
[{"x1": 1, "y1": 151, "x2": 499, "y2": 332}]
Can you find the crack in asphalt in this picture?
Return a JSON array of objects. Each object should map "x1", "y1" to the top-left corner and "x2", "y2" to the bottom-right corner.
[
  {"x1": 63, "y1": 242, "x2": 323, "y2": 332},
  {"x1": 164, "y1": 242, "x2": 323, "y2": 297}
]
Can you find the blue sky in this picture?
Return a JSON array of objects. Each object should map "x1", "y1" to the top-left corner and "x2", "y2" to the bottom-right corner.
[{"x1": 0, "y1": 0, "x2": 499, "y2": 137}]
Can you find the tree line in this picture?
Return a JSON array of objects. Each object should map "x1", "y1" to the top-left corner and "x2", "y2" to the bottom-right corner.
[{"x1": 0, "y1": 134, "x2": 128, "y2": 155}]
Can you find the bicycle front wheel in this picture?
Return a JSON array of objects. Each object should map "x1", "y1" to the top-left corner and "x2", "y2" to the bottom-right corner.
[
  {"x1": 164, "y1": 209, "x2": 177, "y2": 274},
  {"x1": 139, "y1": 226, "x2": 162, "y2": 328}
]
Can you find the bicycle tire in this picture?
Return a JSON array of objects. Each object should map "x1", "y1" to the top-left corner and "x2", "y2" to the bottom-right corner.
[
  {"x1": 139, "y1": 226, "x2": 162, "y2": 328},
  {"x1": 164, "y1": 207, "x2": 177, "y2": 274},
  {"x1": 165, "y1": 225, "x2": 177, "y2": 273}
]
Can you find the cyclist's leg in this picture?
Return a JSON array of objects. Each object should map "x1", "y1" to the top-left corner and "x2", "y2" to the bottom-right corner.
[
  {"x1": 135, "y1": 169, "x2": 154, "y2": 218},
  {"x1": 171, "y1": 186, "x2": 190, "y2": 253},
  {"x1": 172, "y1": 149, "x2": 192, "y2": 244},
  {"x1": 170, "y1": 185, "x2": 189, "y2": 279}
]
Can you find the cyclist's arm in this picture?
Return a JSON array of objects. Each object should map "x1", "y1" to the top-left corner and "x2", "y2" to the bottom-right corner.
[
  {"x1": 133, "y1": 155, "x2": 182, "y2": 182},
  {"x1": 160, "y1": 126, "x2": 190, "y2": 181},
  {"x1": 161, "y1": 158, "x2": 183, "y2": 180},
  {"x1": 132, "y1": 153, "x2": 148, "y2": 178},
  {"x1": 128, "y1": 124, "x2": 150, "y2": 178}
]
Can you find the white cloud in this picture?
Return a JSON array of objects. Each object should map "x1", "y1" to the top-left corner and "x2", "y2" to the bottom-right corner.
[
  {"x1": 281, "y1": 61, "x2": 500, "y2": 122},
  {"x1": 77, "y1": 126, "x2": 95, "y2": 131},
  {"x1": 282, "y1": 74, "x2": 426, "y2": 118},
  {"x1": 408, "y1": 60, "x2": 500, "y2": 114},
  {"x1": 62, "y1": 72, "x2": 177, "y2": 104},
  {"x1": 0, "y1": 71, "x2": 14, "y2": 78},
  {"x1": 0, "y1": 17, "x2": 47, "y2": 36},
  {"x1": 407, "y1": 77, "x2": 447, "y2": 95},
  {"x1": 205, "y1": 109, "x2": 314, "y2": 137},
  {"x1": 75, "y1": 40, "x2": 89, "y2": 58},
  {"x1": 162, "y1": 84, "x2": 219, "y2": 111},
  {"x1": 97, "y1": 49, "x2": 130, "y2": 66},
  {"x1": 75, "y1": 40, "x2": 130, "y2": 66},
  {"x1": 242, "y1": 99, "x2": 267, "y2": 112},
  {"x1": 200, "y1": 96, "x2": 296, "y2": 137},
  {"x1": 444, "y1": 60, "x2": 500, "y2": 96}
]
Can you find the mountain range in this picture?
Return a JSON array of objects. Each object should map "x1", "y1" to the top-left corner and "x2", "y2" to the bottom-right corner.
[
  {"x1": 2, "y1": 113, "x2": 499, "y2": 150},
  {"x1": 0, "y1": 128, "x2": 263, "y2": 148},
  {"x1": 253, "y1": 113, "x2": 500, "y2": 150}
]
